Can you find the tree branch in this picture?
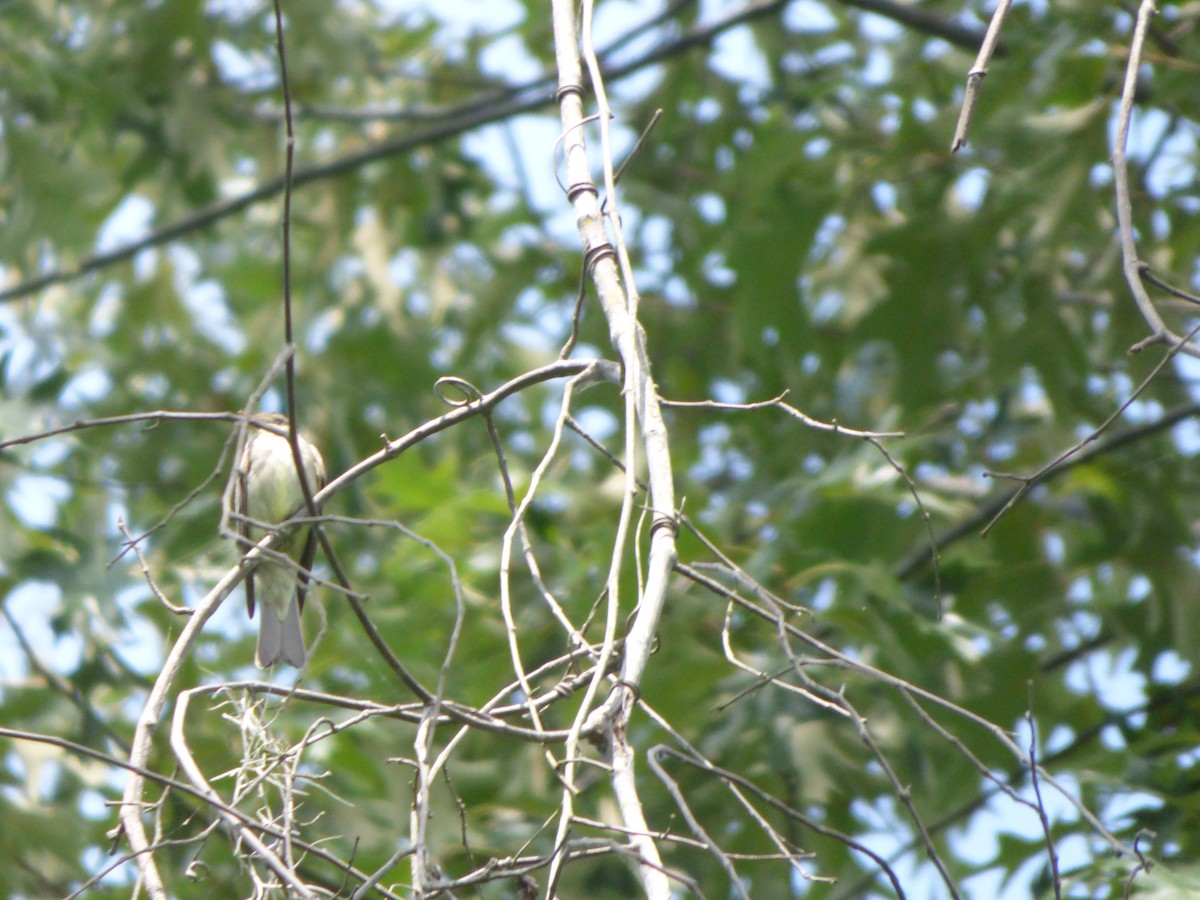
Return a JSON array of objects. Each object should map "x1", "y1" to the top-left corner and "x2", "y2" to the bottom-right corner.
[{"x1": 0, "y1": 0, "x2": 790, "y2": 306}]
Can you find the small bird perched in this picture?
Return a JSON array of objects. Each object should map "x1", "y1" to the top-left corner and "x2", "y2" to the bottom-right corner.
[{"x1": 233, "y1": 412, "x2": 326, "y2": 668}]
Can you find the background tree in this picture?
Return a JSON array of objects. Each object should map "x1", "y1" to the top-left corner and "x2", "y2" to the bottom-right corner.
[{"x1": 2, "y1": 0, "x2": 1200, "y2": 897}]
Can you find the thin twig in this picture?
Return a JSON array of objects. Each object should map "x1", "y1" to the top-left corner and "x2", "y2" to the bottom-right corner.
[
  {"x1": 664, "y1": 391, "x2": 901, "y2": 439},
  {"x1": 981, "y1": 321, "x2": 1200, "y2": 535},
  {"x1": 652, "y1": 744, "x2": 908, "y2": 897},
  {"x1": 950, "y1": 0, "x2": 1013, "y2": 152},
  {"x1": 1124, "y1": 831, "x2": 1155, "y2": 897},
  {"x1": 1139, "y1": 263, "x2": 1200, "y2": 305},
  {"x1": 676, "y1": 562, "x2": 1131, "y2": 856},
  {"x1": 116, "y1": 517, "x2": 190, "y2": 615},
  {"x1": 645, "y1": 750, "x2": 751, "y2": 900},
  {"x1": 894, "y1": 400, "x2": 1200, "y2": 578},
  {"x1": 1025, "y1": 697, "x2": 1062, "y2": 900},
  {"x1": 0, "y1": 409, "x2": 237, "y2": 450},
  {"x1": 718, "y1": 576, "x2": 958, "y2": 895}
]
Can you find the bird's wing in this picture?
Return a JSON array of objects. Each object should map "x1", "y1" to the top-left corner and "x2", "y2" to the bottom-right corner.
[
  {"x1": 296, "y1": 528, "x2": 318, "y2": 614},
  {"x1": 295, "y1": 459, "x2": 326, "y2": 613},
  {"x1": 236, "y1": 449, "x2": 256, "y2": 619}
]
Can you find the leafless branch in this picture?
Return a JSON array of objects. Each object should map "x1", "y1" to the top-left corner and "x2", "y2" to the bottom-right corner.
[
  {"x1": 676, "y1": 562, "x2": 1131, "y2": 857},
  {"x1": 951, "y1": 0, "x2": 1014, "y2": 152},
  {"x1": 646, "y1": 750, "x2": 751, "y2": 900},
  {"x1": 1025, "y1": 702, "x2": 1063, "y2": 900},
  {"x1": 652, "y1": 743, "x2": 908, "y2": 896},
  {"x1": 1110, "y1": 1, "x2": 1199, "y2": 356},
  {"x1": 894, "y1": 400, "x2": 1200, "y2": 579},
  {"x1": 543, "y1": 0, "x2": 684, "y2": 893},
  {"x1": 982, "y1": 321, "x2": 1200, "y2": 535},
  {"x1": 116, "y1": 517, "x2": 190, "y2": 615}
]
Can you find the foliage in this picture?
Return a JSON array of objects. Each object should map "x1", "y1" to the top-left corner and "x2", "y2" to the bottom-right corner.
[{"x1": 2, "y1": 0, "x2": 1200, "y2": 897}]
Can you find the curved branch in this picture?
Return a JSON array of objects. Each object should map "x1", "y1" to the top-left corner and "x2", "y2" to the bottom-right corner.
[{"x1": 1110, "y1": 1, "x2": 1199, "y2": 356}]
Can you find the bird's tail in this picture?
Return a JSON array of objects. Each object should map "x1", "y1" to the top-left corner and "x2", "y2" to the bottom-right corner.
[{"x1": 256, "y1": 597, "x2": 307, "y2": 668}]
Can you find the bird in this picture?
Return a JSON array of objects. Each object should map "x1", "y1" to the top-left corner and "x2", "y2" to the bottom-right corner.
[{"x1": 233, "y1": 412, "x2": 326, "y2": 668}]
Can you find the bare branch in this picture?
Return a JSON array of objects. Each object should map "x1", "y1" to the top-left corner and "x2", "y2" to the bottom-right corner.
[
  {"x1": 951, "y1": 0, "x2": 1014, "y2": 152},
  {"x1": 981, "y1": 321, "x2": 1200, "y2": 535},
  {"x1": 894, "y1": 400, "x2": 1200, "y2": 579},
  {"x1": 1025, "y1": 700, "x2": 1063, "y2": 900},
  {"x1": 1110, "y1": 1, "x2": 1199, "y2": 356},
  {"x1": 646, "y1": 749, "x2": 751, "y2": 900}
]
